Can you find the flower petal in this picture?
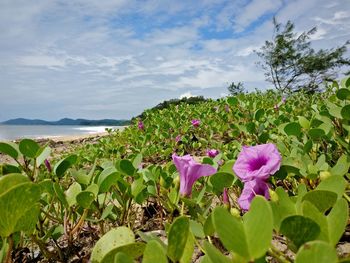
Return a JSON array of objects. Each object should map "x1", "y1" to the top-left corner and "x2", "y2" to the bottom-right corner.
[{"x1": 238, "y1": 180, "x2": 270, "y2": 211}]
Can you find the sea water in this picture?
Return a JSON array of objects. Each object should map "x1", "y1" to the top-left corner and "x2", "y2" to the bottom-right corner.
[{"x1": 0, "y1": 125, "x2": 123, "y2": 141}]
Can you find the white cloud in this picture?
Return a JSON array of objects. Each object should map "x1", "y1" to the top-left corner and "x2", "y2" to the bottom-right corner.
[
  {"x1": 179, "y1": 92, "x2": 196, "y2": 99},
  {"x1": 0, "y1": 0, "x2": 349, "y2": 121}
]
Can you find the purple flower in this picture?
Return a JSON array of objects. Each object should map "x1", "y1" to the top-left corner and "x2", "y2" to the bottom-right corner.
[
  {"x1": 233, "y1": 143, "x2": 281, "y2": 210},
  {"x1": 172, "y1": 153, "x2": 217, "y2": 196},
  {"x1": 44, "y1": 159, "x2": 52, "y2": 173},
  {"x1": 225, "y1": 105, "x2": 230, "y2": 112},
  {"x1": 175, "y1": 135, "x2": 181, "y2": 143},
  {"x1": 281, "y1": 97, "x2": 287, "y2": 103},
  {"x1": 233, "y1": 144, "x2": 281, "y2": 182},
  {"x1": 138, "y1": 120, "x2": 144, "y2": 130},
  {"x1": 191, "y1": 119, "x2": 200, "y2": 127},
  {"x1": 206, "y1": 149, "x2": 219, "y2": 158},
  {"x1": 238, "y1": 180, "x2": 270, "y2": 211}
]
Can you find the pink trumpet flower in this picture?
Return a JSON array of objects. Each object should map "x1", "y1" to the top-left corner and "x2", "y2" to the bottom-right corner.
[
  {"x1": 191, "y1": 119, "x2": 200, "y2": 127},
  {"x1": 44, "y1": 159, "x2": 52, "y2": 173},
  {"x1": 233, "y1": 143, "x2": 281, "y2": 210},
  {"x1": 172, "y1": 153, "x2": 217, "y2": 197},
  {"x1": 206, "y1": 149, "x2": 219, "y2": 158},
  {"x1": 138, "y1": 120, "x2": 144, "y2": 130}
]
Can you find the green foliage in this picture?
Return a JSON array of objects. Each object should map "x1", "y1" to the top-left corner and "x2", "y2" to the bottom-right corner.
[
  {"x1": 0, "y1": 76, "x2": 349, "y2": 262},
  {"x1": 256, "y1": 18, "x2": 350, "y2": 93}
]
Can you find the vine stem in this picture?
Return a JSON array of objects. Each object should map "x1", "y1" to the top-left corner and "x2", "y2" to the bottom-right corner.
[
  {"x1": 267, "y1": 244, "x2": 291, "y2": 263},
  {"x1": 181, "y1": 201, "x2": 185, "y2": 216},
  {"x1": 70, "y1": 209, "x2": 88, "y2": 236},
  {"x1": 4, "y1": 235, "x2": 13, "y2": 263},
  {"x1": 343, "y1": 193, "x2": 350, "y2": 203}
]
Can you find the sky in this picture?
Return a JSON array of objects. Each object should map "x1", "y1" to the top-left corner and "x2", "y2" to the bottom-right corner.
[{"x1": 0, "y1": 0, "x2": 349, "y2": 121}]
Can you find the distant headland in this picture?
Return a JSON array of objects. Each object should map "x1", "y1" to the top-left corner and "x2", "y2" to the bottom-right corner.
[{"x1": 1, "y1": 118, "x2": 130, "y2": 126}]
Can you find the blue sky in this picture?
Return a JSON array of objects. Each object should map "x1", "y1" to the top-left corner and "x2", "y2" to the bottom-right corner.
[{"x1": 0, "y1": 0, "x2": 349, "y2": 121}]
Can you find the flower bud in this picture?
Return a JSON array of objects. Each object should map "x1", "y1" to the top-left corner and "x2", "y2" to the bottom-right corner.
[
  {"x1": 230, "y1": 208, "x2": 241, "y2": 218},
  {"x1": 269, "y1": 189, "x2": 279, "y2": 202},
  {"x1": 320, "y1": 171, "x2": 331, "y2": 181}
]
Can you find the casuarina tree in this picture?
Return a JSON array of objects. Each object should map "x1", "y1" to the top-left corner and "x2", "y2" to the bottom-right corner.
[{"x1": 256, "y1": 18, "x2": 350, "y2": 93}]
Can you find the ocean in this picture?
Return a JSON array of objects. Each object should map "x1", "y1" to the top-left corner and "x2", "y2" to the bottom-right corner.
[{"x1": 0, "y1": 125, "x2": 124, "y2": 141}]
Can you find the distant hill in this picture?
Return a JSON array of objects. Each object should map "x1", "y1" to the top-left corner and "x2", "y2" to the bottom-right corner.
[{"x1": 1, "y1": 118, "x2": 130, "y2": 126}]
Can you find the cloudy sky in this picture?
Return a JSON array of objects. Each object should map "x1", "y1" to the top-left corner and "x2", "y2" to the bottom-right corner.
[{"x1": 0, "y1": 0, "x2": 349, "y2": 121}]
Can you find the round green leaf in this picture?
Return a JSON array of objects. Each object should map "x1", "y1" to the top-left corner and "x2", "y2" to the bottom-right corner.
[
  {"x1": 19, "y1": 139, "x2": 40, "y2": 158},
  {"x1": 336, "y1": 88, "x2": 350, "y2": 100},
  {"x1": 90, "y1": 227, "x2": 135, "y2": 263},
  {"x1": 76, "y1": 191, "x2": 95, "y2": 208},
  {"x1": 280, "y1": 215, "x2": 320, "y2": 251},
  {"x1": 284, "y1": 122, "x2": 301, "y2": 137},
  {"x1": 254, "y1": 109, "x2": 265, "y2": 121},
  {"x1": 119, "y1": 160, "x2": 135, "y2": 176},
  {"x1": 167, "y1": 216, "x2": 190, "y2": 262},
  {"x1": 308, "y1": 128, "x2": 325, "y2": 140},
  {"x1": 341, "y1": 105, "x2": 350, "y2": 120},
  {"x1": 54, "y1": 155, "x2": 77, "y2": 178},
  {"x1": 0, "y1": 180, "x2": 41, "y2": 237},
  {"x1": 0, "y1": 142, "x2": 18, "y2": 160},
  {"x1": 295, "y1": 241, "x2": 338, "y2": 263},
  {"x1": 302, "y1": 190, "x2": 337, "y2": 213},
  {"x1": 142, "y1": 240, "x2": 167, "y2": 263},
  {"x1": 227, "y1": 97, "x2": 238, "y2": 106}
]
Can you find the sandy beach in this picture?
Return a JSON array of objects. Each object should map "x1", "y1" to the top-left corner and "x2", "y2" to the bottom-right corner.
[{"x1": 0, "y1": 132, "x2": 111, "y2": 165}]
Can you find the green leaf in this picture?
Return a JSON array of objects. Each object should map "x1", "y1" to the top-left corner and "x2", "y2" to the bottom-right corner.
[
  {"x1": 132, "y1": 153, "x2": 143, "y2": 169},
  {"x1": 298, "y1": 116, "x2": 310, "y2": 129},
  {"x1": 0, "y1": 142, "x2": 18, "y2": 160},
  {"x1": 213, "y1": 207, "x2": 249, "y2": 259},
  {"x1": 180, "y1": 232, "x2": 194, "y2": 263},
  {"x1": 341, "y1": 76, "x2": 350, "y2": 89},
  {"x1": 114, "y1": 252, "x2": 133, "y2": 263},
  {"x1": 243, "y1": 196, "x2": 273, "y2": 259},
  {"x1": 295, "y1": 241, "x2": 338, "y2": 263},
  {"x1": 53, "y1": 182, "x2": 68, "y2": 208},
  {"x1": 104, "y1": 243, "x2": 145, "y2": 262},
  {"x1": 97, "y1": 167, "x2": 120, "y2": 193},
  {"x1": 76, "y1": 191, "x2": 95, "y2": 209},
  {"x1": 65, "y1": 182, "x2": 82, "y2": 207},
  {"x1": 90, "y1": 227, "x2": 135, "y2": 263},
  {"x1": 203, "y1": 241, "x2": 231, "y2": 263},
  {"x1": 227, "y1": 97, "x2": 238, "y2": 106},
  {"x1": 308, "y1": 128, "x2": 325, "y2": 140},
  {"x1": 203, "y1": 214, "x2": 215, "y2": 236},
  {"x1": 119, "y1": 160, "x2": 135, "y2": 176},
  {"x1": 54, "y1": 155, "x2": 77, "y2": 178},
  {"x1": 0, "y1": 173, "x2": 29, "y2": 194},
  {"x1": 190, "y1": 220, "x2": 205, "y2": 239},
  {"x1": 210, "y1": 172, "x2": 235, "y2": 192},
  {"x1": 317, "y1": 175, "x2": 347, "y2": 198},
  {"x1": 336, "y1": 88, "x2": 350, "y2": 100},
  {"x1": 0, "y1": 179, "x2": 41, "y2": 237},
  {"x1": 302, "y1": 190, "x2": 337, "y2": 213},
  {"x1": 167, "y1": 216, "x2": 190, "y2": 262},
  {"x1": 284, "y1": 122, "x2": 301, "y2": 137},
  {"x1": 270, "y1": 187, "x2": 297, "y2": 231},
  {"x1": 280, "y1": 215, "x2": 320, "y2": 251},
  {"x1": 341, "y1": 105, "x2": 350, "y2": 120},
  {"x1": 36, "y1": 146, "x2": 51, "y2": 167},
  {"x1": 330, "y1": 154, "x2": 350, "y2": 177},
  {"x1": 142, "y1": 240, "x2": 167, "y2": 263},
  {"x1": 327, "y1": 198, "x2": 349, "y2": 246},
  {"x1": 19, "y1": 139, "x2": 40, "y2": 158},
  {"x1": 254, "y1": 109, "x2": 265, "y2": 121}
]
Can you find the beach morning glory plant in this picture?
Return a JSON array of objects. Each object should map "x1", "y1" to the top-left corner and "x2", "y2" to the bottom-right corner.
[
  {"x1": 172, "y1": 153, "x2": 217, "y2": 197},
  {"x1": 233, "y1": 143, "x2": 281, "y2": 210}
]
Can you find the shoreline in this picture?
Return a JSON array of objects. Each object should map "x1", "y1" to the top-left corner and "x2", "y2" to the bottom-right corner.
[{"x1": 0, "y1": 131, "x2": 120, "y2": 164}]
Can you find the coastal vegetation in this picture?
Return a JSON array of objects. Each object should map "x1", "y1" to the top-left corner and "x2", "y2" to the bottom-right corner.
[{"x1": 0, "y1": 76, "x2": 350, "y2": 262}]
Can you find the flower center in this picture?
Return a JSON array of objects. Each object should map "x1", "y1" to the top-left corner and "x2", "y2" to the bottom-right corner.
[{"x1": 249, "y1": 156, "x2": 268, "y2": 171}]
